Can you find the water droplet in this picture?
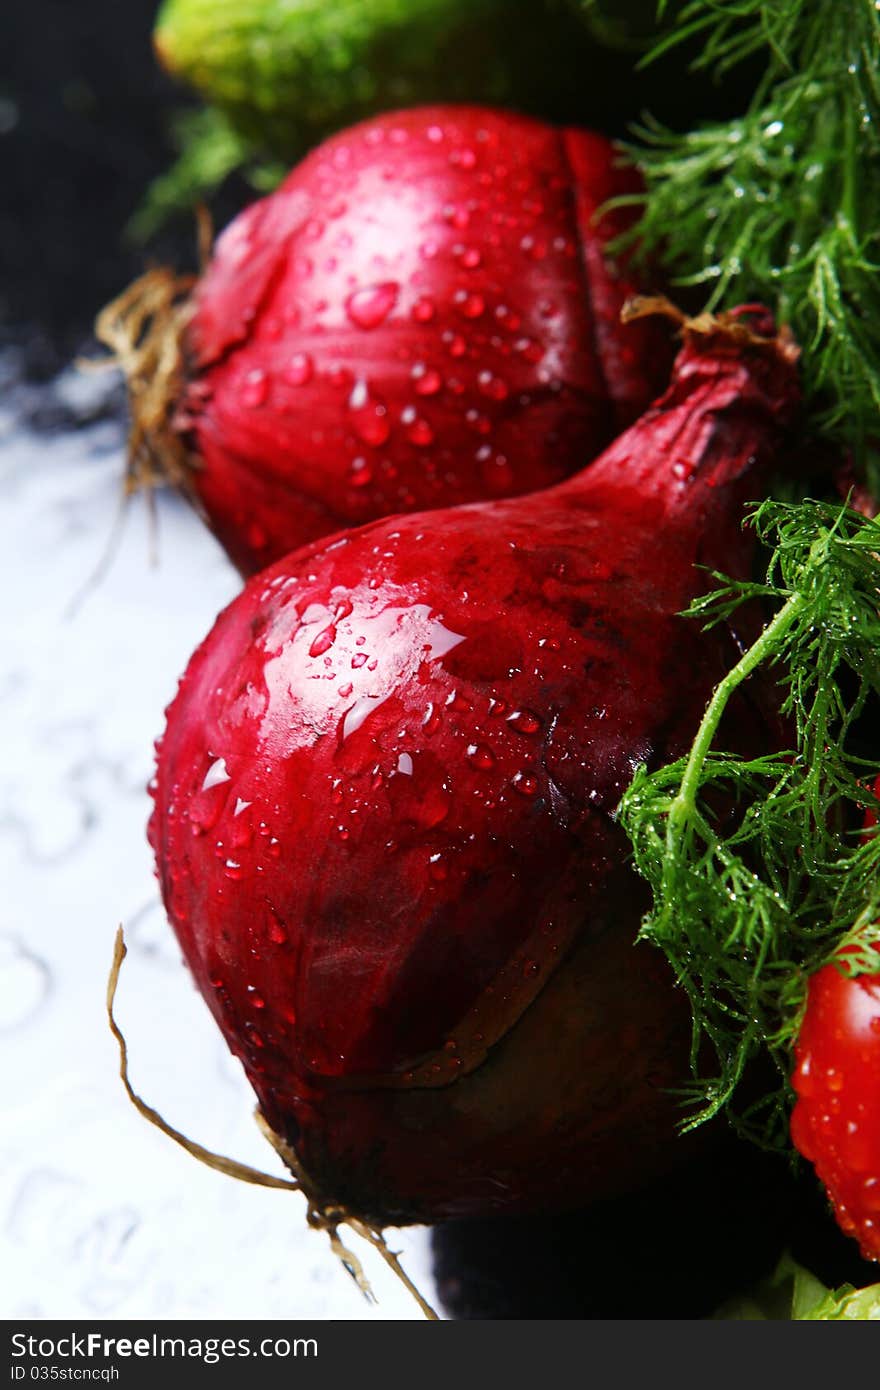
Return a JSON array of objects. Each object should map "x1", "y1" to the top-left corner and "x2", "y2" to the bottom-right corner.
[
  {"x1": 508, "y1": 709, "x2": 542, "y2": 735},
  {"x1": 412, "y1": 296, "x2": 436, "y2": 322},
  {"x1": 348, "y1": 381, "x2": 391, "y2": 445},
  {"x1": 349, "y1": 456, "x2": 373, "y2": 487},
  {"x1": 514, "y1": 336, "x2": 545, "y2": 363},
  {"x1": 397, "y1": 752, "x2": 414, "y2": 776},
  {"x1": 422, "y1": 703, "x2": 441, "y2": 735},
  {"x1": 467, "y1": 744, "x2": 495, "y2": 770},
  {"x1": 512, "y1": 771, "x2": 538, "y2": 797},
  {"x1": 407, "y1": 417, "x2": 435, "y2": 447},
  {"x1": 309, "y1": 625, "x2": 337, "y2": 658},
  {"x1": 241, "y1": 369, "x2": 268, "y2": 407},
  {"x1": 477, "y1": 370, "x2": 509, "y2": 401},
  {"x1": 863, "y1": 1177, "x2": 880, "y2": 1212},
  {"x1": 267, "y1": 908, "x2": 288, "y2": 946},
  {"x1": 345, "y1": 281, "x2": 399, "y2": 329},
  {"x1": 465, "y1": 408, "x2": 491, "y2": 435},
  {"x1": 283, "y1": 352, "x2": 314, "y2": 386},
  {"x1": 429, "y1": 852, "x2": 448, "y2": 880},
  {"x1": 411, "y1": 363, "x2": 442, "y2": 396},
  {"x1": 443, "y1": 203, "x2": 471, "y2": 230},
  {"x1": 349, "y1": 378, "x2": 368, "y2": 409},
  {"x1": 0, "y1": 937, "x2": 51, "y2": 1030},
  {"x1": 224, "y1": 859, "x2": 243, "y2": 880},
  {"x1": 443, "y1": 332, "x2": 467, "y2": 358},
  {"x1": 455, "y1": 291, "x2": 485, "y2": 319},
  {"x1": 458, "y1": 246, "x2": 482, "y2": 269},
  {"x1": 520, "y1": 235, "x2": 547, "y2": 261},
  {"x1": 494, "y1": 305, "x2": 521, "y2": 331},
  {"x1": 202, "y1": 758, "x2": 230, "y2": 791}
]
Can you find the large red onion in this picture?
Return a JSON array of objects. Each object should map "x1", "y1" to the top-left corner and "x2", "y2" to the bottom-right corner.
[
  {"x1": 110, "y1": 106, "x2": 669, "y2": 576},
  {"x1": 149, "y1": 306, "x2": 799, "y2": 1224}
]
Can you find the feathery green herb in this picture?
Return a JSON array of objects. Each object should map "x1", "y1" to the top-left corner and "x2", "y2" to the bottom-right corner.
[
  {"x1": 618, "y1": 499, "x2": 880, "y2": 1145},
  {"x1": 129, "y1": 107, "x2": 287, "y2": 242},
  {"x1": 624, "y1": 1, "x2": 880, "y2": 462}
]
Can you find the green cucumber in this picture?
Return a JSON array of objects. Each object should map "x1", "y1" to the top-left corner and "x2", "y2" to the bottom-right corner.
[{"x1": 155, "y1": 0, "x2": 599, "y2": 155}]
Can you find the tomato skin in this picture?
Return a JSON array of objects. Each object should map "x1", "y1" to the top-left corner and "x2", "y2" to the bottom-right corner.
[{"x1": 791, "y1": 954, "x2": 880, "y2": 1262}]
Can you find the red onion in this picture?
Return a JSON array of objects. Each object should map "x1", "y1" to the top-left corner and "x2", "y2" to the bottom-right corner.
[
  {"x1": 107, "y1": 106, "x2": 670, "y2": 576},
  {"x1": 149, "y1": 305, "x2": 799, "y2": 1224}
]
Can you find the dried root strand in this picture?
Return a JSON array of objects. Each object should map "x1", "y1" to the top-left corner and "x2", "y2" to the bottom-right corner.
[
  {"x1": 622, "y1": 293, "x2": 800, "y2": 365},
  {"x1": 107, "y1": 926, "x2": 438, "y2": 1320},
  {"x1": 107, "y1": 928, "x2": 299, "y2": 1190},
  {"x1": 94, "y1": 268, "x2": 200, "y2": 503},
  {"x1": 257, "y1": 1114, "x2": 439, "y2": 1321}
]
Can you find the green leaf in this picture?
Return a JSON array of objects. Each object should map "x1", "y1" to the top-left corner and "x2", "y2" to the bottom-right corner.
[{"x1": 718, "y1": 1255, "x2": 880, "y2": 1320}]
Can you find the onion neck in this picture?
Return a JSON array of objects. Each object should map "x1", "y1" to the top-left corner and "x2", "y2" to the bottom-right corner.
[{"x1": 564, "y1": 298, "x2": 801, "y2": 526}]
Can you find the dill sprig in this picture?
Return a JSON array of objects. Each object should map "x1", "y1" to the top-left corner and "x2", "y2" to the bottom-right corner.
[
  {"x1": 128, "y1": 107, "x2": 287, "y2": 243},
  {"x1": 623, "y1": 1, "x2": 880, "y2": 461},
  {"x1": 618, "y1": 499, "x2": 880, "y2": 1146}
]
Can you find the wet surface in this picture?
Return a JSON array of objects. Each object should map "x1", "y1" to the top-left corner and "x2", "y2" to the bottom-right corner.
[
  {"x1": 0, "y1": 373, "x2": 436, "y2": 1317},
  {"x1": 1, "y1": 0, "x2": 249, "y2": 374}
]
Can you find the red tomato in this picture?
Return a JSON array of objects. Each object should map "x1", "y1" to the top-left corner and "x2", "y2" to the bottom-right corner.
[{"x1": 791, "y1": 947, "x2": 880, "y2": 1262}]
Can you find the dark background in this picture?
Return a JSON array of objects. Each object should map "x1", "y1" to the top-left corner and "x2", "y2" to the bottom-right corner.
[
  {"x1": 1, "y1": 0, "x2": 214, "y2": 374},
  {"x1": 0, "y1": 0, "x2": 753, "y2": 375},
  {"x1": 3, "y1": 0, "x2": 878, "y2": 1318}
]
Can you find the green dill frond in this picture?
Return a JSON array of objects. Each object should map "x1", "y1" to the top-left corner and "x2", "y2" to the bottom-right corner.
[
  {"x1": 128, "y1": 107, "x2": 286, "y2": 243},
  {"x1": 624, "y1": 1, "x2": 880, "y2": 464},
  {"x1": 618, "y1": 500, "x2": 880, "y2": 1145},
  {"x1": 646, "y1": 1, "x2": 833, "y2": 79}
]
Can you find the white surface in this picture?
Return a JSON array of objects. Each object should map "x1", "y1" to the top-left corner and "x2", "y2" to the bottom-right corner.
[{"x1": 0, "y1": 374, "x2": 436, "y2": 1319}]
